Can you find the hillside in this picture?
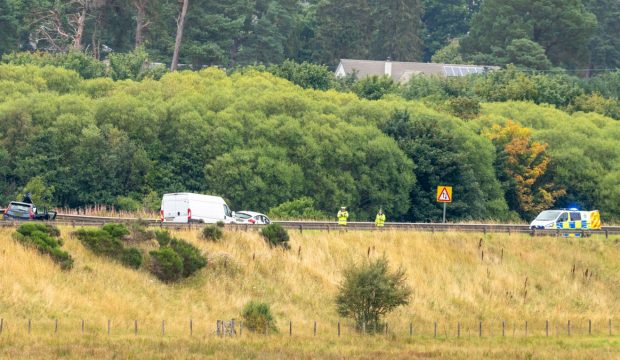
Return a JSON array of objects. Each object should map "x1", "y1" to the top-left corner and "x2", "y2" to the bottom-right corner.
[{"x1": 0, "y1": 226, "x2": 618, "y2": 358}]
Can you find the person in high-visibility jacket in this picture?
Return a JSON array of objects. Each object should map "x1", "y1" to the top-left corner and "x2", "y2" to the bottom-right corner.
[
  {"x1": 337, "y1": 207, "x2": 349, "y2": 226},
  {"x1": 375, "y1": 209, "x2": 385, "y2": 227}
]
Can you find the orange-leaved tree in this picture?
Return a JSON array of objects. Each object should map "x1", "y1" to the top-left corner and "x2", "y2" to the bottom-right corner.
[{"x1": 483, "y1": 120, "x2": 565, "y2": 218}]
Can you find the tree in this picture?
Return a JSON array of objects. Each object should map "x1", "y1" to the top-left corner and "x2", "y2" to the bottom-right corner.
[
  {"x1": 482, "y1": 120, "x2": 565, "y2": 218},
  {"x1": 353, "y1": 75, "x2": 397, "y2": 100},
  {"x1": 585, "y1": 0, "x2": 620, "y2": 73},
  {"x1": 368, "y1": 0, "x2": 424, "y2": 61},
  {"x1": 0, "y1": 0, "x2": 18, "y2": 56},
  {"x1": 171, "y1": 0, "x2": 188, "y2": 71},
  {"x1": 268, "y1": 60, "x2": 335, "y2": 90},
  {"x1": 422, "y1": 0, "x2": 478, "y2": 61},
  {"x1": 132, "y1": 0, "x2": 153, "y2": 47},
  {"x1": 461, "y1": 0, "x2": 597, "y2": 69},
  {"x1": 430, "y1": 39, "x2": 464, "y2": 64},
  {"x1": 336, "y1": 257, "x2": 411, "y2": 333},
  {"x1": 506, "y1": 38, "x2": 552, "y2": 70}
]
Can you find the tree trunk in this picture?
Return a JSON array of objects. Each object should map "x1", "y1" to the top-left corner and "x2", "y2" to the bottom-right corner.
[
  {"x1": 133, "y1": 0, "x2": 149, "y2": 48},
  {"x1": 171, "y1": 0, "x2": 189, "y2": 71},
  {"x1": 72, "y1": 6, "x2": 87, "y2": 50}
]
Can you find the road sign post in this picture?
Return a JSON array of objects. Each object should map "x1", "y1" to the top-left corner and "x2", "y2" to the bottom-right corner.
[{"x1": 436, "y1": 186, "x2": 452, "y2": 223}]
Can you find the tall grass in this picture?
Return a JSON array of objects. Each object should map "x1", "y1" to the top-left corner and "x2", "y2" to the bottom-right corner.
[{"x1": 0, "y1": 227, "x2": 618, "y2": 357}]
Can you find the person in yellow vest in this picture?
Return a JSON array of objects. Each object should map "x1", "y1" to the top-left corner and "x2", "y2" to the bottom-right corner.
[
  {"x1": 337, "y1": 206, "x2": 349, "y2": 226},
  {"x1": 375, "y1": 208, "x2": 385, "y2": 227}
]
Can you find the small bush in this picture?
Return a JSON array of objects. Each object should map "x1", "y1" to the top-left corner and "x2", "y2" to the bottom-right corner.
[
  {"x1": 154, "y1": 230, "x2": 173, "y2": 247},
  {"x1": 216, "y1": 221, "x2": 225, "y2": 228},
  {"x1": 241, "y1": 301, "x2": 277, "y2": 334},
  {"x1": 149, "y1": 248, "x2": 184, "y2": 282},
  {"x1": 75, "y1": 226, "x2": 143, "y2": 269},
  {"x1": 101, "y1": 223, "x2": 130, "y2": 238},
  {"x1": 16, "y1": 223, "x2": 60, "y2": 237},
  {"x1": 75, "y1": 228, "x2": 124, "y2": 258},
  {"x1": 260, "y1": 224, "x2": 290, "y2": 249},
  {"x1": 14, "y1": 224, "x2": 73, "y2": 270},
  {"x1": 202, "y1": 225, "x2": 223, "y2": 241},
  {"x1": 121, "y1": 247, "x2": 143, "y2": 269},
  {"x1": 170, "y1": 239, "x2": 207, "y2": 277}
]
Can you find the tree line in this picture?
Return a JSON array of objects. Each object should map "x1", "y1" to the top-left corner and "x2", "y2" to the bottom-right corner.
[
  {"x1": 1, "y1": 63, "x2": 619, "y2": 221},
  {"x1": 0, "y1": 0, "x2": 618, "y2": 72}
]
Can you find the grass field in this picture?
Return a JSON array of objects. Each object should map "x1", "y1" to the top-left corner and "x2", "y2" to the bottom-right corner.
[{"x1": 0, "y1": 226, "x2": 618, "y2": 358}]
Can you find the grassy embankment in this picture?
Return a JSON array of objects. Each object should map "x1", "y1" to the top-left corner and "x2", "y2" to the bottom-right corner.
[{"x1": 0, "y1": 226, "x2": 618, "y2": 358}]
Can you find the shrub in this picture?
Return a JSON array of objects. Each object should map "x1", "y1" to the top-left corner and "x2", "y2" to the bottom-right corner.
[
  {"x1": 14, "y1": 224, "x2": 73, "y2": 270},
  {"x1": 202, "y1": 225, "x2": 223, "y2": 241},
  {"x1": 241, "y1": 301, "x2": 277, "y2": 334},
  {"x1": 170, "y1": 239, "x2": 207, "y2": 277},
  {"x1": 101, "y1": 223, "x2": 130, "y2": 239},
  {"x1": 260, "y1": 224, "x2": 290, "y2": 249},
  {"x1": 336, "y1": 257, "x2": 411, "y2": 333},
  {"x1": 268, "y1": 197, "x2": 326, "y2": 220},
  {"x1": 75, "y1": 225, "x2": 143, "y2": 269},
  {"x1": 121, "y1": 247, "x2": 143, "y2": 269},
  {"x1": 16, "y1": 223, "x2": 60, "y2": 237},
  {"x1": 75, "y1": 228, "x2": 124, "y2": 258},
  {"x1": 154, "y1": 230, "x2": 173, "y2": 247},
  {"x1": 216, "y1": 221, "x2": 225, "y2": 228},
  {"x1": 149, "y1": 248, "x2": 184, "y2": 282}
]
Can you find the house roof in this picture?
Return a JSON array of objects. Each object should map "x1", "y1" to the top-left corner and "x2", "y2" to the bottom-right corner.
[{"x1": 336, "y1": 59, "x2": 499, "y2": 82}]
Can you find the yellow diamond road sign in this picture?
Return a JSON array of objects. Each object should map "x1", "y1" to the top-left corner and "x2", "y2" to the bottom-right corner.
[{"x1": 436, "y1": 186, "x2": 452, "y2": 203}]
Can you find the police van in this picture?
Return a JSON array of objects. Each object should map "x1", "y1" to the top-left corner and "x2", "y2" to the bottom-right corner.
[{"x1": 529, "y1": 209, "x2": 601, "y2": 233}]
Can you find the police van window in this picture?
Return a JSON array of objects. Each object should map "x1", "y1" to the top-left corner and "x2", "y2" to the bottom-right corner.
[
  {"x1": 557, "y1": 212, "x2": 568, "y2": 222},
  {"x1": 570, "y1": 212, "x2": 581, "y2": 221}
]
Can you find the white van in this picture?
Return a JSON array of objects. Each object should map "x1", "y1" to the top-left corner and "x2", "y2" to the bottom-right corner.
[{"x1": 160, "y1": 193, "x2": 236, "y2": 224}]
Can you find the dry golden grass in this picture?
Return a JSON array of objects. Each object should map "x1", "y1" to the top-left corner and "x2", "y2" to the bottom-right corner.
[{"x1": 0, "y1": 226, "x2": 618, "y2": 358}]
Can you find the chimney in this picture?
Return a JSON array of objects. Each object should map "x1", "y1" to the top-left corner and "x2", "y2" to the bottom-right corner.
[{"x1": 384, "y1": 57, "x2": 392, "y2": 78}]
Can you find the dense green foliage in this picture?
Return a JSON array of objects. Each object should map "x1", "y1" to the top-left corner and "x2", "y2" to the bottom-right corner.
[
  {"x1": 201, "y1": 225, "x2": 223, "y2": 241},
  {"x1": 260, "y1": 224, "x2": 290, "y2": 249},
  {"x1": 74, "y1": 224, "x2": 142, "y2": 269},
  {"x1": 0, "y1": 0, "x2": 617, "y2": 72},
  {"x1": 241, "y1": 300, "x2": 277, "y2": 333},
  {"x1": 336, "y1": 257, "x2": 411, "y2": 333},
  {"x1": 1, "y1": 63, "x2": 620, "y2": 222},
  {"x1": 152, "y1": 230, "x2": 206, "y2": 281},
  {"x1": 13, "y1": 223, "x2": 73, "y2": 270}
]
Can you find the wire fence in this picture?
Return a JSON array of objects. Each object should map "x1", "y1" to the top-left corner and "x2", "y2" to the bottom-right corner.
[{"x1": 0, "y1": 317, "x2": 614, "y2": 339}]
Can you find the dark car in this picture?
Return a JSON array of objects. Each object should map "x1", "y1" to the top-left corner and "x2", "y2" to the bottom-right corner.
[{"x1": 3, "y1": 201, "x2": 56, "y2": 221}]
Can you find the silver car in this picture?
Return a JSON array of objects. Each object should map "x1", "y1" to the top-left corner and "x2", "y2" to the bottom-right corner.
[{"x1": 234, "y1": 211, "x2": 271, "y2": 225}]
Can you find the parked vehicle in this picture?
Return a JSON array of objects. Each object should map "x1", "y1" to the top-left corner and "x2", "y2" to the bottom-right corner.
[
  {"x1": 234, "y1": 211, "x2": 271, "y2": 225},
  {"x1": 3, "y1": 201, "x2": 57, "y2": 221},
  {"x1": 160, "y1": 193, "x2": 236, "y2": 224},
  {"x1": 529, "y1": 208, "x2": 601, "y2": 234}
]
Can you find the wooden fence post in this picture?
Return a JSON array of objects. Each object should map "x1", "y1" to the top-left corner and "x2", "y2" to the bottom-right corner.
[
  {"x1": 525, "y1": 321, "x2": 528, "y2": 336},
  {"x1": 479, "y1": 321, "x2": 482, "y2": 337},
  {"x1": 589, "y1": 319, "x2": 592, "y2": 335},
  {"x1": 190, "y1": 319, "x2": 193, "y2": 336},
  {"x1": 434, "y1": 322, "x2": 437, "y2": 338},
  {"x1": 162, "y1": 320, "x2": 165, "y2": 336},
  {"x1": 338, "y1": 321, "x2": 340, "y2": 337},
  {"x1": 289, "y1": 321, "x2": 292, "y2": 336},
  {"x1": 568, "y1": 320, "x2": 571, "y2": 336},
  {"x1": 609, "y1": 319, "x2": 612, "y2": 336},
  {"x1": 55, "y1": 319, "x2": 58, "y2": 334},
  {"x1": 0, "y1": 318, "x2": 3, "y2": 334},
  {"x1": 314, "y1": 321, "x2": 317, "y2": 336},
  {"x1": 81, "y1": 319, "x2": 84, "y2": 334},
  {"x1": 409, "y1": 322, "x2": 413, "y2": 336},
  {"x1": 546, "y1": 320, "x2": 549, "y2": 337}
]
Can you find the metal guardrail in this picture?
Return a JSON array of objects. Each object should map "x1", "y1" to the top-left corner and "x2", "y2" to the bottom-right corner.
[{"x1": 0, "y1": 213, "x2": 619, "y2": 236}]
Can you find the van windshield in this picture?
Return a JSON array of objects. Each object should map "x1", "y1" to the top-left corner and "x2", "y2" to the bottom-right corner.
[{"x1": 534, "y1": 210, "x2": 562, "y2": 221}]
